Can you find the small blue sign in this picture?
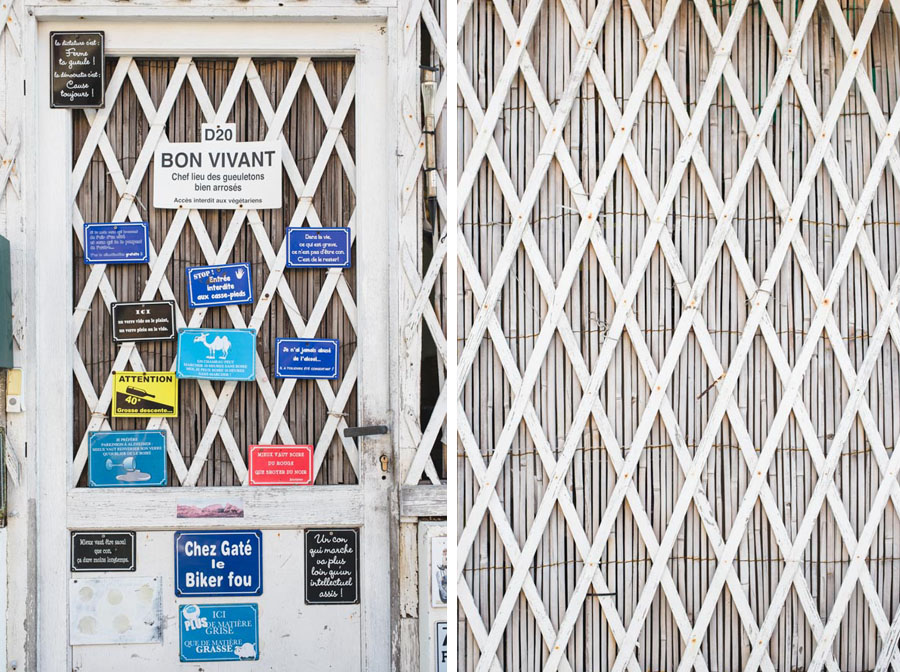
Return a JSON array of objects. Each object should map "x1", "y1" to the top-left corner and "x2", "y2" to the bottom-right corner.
[
  {"x1": 180, "y1": 603, "x2": 259, "y2": 662},
  {"x1": 186, "y1": 263, "x2": 254, "y2": 308},
  {"x1": 174, "y1": 530, "x2": 263, "y2": 597},
  {"x1": 88, "y1": 430, "x2": 167, "y2": 488},
  {"x1": 83, "y1": 222, "x2": 150, "y2": 264},
  {"x1": 286, "y1": 227, "x2": 352, "y2": 268},
  {"x1": 275, "y1": 338, "x2": 340, "y2": 379},
  {"x1": 175, "y1": 328, "x2": 257, "y2": 381}
]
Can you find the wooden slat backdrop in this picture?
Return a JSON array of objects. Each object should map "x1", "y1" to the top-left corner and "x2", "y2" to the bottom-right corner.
[
  {"x1": 73, "y1": 57, "x2": 358, "y2": 486},
  {"x1": 459, "y1": 0, "x2": 900, "y2": 669}
]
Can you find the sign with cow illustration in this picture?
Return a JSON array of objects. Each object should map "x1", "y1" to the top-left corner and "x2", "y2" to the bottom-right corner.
[{"x1": 175, "y1": 328, "x2": 257, "y2": 381}]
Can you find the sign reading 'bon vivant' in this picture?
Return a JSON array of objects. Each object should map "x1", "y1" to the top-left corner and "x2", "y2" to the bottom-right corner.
[
  {"x1": 153, "y1": 133, "x2": 281, "y2": 210},
  {"x1": 50, "y1": 32, "x2": 104, "y2": 109},
  {"x1": 71, "y1": 532, "x2": 136, "y2": 572},
  {"x1": 111, "y1": 301, "x2": 176, "y2": 342},
  {"x1": 305, "y1": 528, "x2": 359, "y2": 605}
]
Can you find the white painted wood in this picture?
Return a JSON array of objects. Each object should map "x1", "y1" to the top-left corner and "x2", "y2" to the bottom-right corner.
[
  {"x1": 458, "y1": 0, "x2": 900, "y2": 667},
  {"x1": 400, "y1": 485, "x2": 447, "y2": 518},
  {"x1": 70, "y1": 530, "x2": 362, "y2": 671},
  {"x1": 28, "y1": 16, "x2": 404, "y2": 672},
  {"x1": 67, "y1": 488, "x2": 366, "y2": 529}
]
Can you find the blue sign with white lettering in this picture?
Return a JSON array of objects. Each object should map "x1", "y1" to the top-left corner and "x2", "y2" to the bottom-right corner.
[
  {"x1": 175, "y1": 328, "x2": 257, "y2": 381},
  {"x1": 186, "y1": 263, "x2": 254, "y2": 308},
  {"x1": 286, "y1": 227, "x2": 352, "y2": 268},
  {"x1": 175, "y1": 530, "x2": 263, "y2": 597},
  {"x1": 83, "y1": 222, "x2": 150, "y2": 264},
  {"x1": 180, "y1": 603, "x2": 259, "y2": 662},
  {"x1": 88, "y1": 430, "x2": 167, "y2": 487},
  {"x1": 275, "y1": 338, "x2": 340, "y2": 379}
]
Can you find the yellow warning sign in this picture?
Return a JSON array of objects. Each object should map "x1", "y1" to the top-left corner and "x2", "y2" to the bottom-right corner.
[{"x1": 112, "y1": 371, "x2": 178, "y2": 417}]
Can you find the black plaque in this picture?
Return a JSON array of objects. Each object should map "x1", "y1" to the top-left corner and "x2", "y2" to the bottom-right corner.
[
  {"x1": 50, "y1": 32, "x2": 105, "y2": 109},
  {"x1": 111, "y1": 301, "x2": 176, "y2": 343},
  {"x1": 71, "y1": 531, "x2": 136, "y2": 572},
  {"x1": 305, "y1": 528, "x2": 359, "y2": 604}
]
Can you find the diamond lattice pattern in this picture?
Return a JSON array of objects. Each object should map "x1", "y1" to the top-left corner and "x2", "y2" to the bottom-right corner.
[
  {"x1": 458, "y1": 0, "x2": 900, "y2": 669},
  {"x1": 72, "y1": 57, "x2": 360, "y2": 487}
]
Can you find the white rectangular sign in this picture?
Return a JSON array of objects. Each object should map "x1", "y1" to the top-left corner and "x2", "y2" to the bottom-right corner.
[{"x1": 153, "y1": 140, "x2": 282, "y2": 209}]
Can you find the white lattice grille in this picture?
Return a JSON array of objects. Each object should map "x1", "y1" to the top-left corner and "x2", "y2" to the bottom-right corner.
[
  {"x1": 71, "y1": 56, "x2": 360, "y2": 487},
  {"x1": 400, "y1": 0, "x2": 449, "y2": 486},
  {"x1": 0, "y1": 0, "x2": 22, "y2": 241},
  {"x1": 458, "y1": 0, "x2": 900, "y2": 669}
]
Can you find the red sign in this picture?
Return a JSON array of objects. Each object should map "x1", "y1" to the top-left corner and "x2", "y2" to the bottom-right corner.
[{"x1": 248, "y1": 445, "x2": 313, "y2": 485}]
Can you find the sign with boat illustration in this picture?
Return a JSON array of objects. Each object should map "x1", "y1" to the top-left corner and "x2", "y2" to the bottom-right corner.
[
  {"x1": 111, "y1": 371, "x2": 178, "y2": 417},
  {"x1": 87, "y1": 430, "x2": 167, "y2": 487},
  {"x1": 175, "y1": 328, "x2": 257, "y2": 381}
]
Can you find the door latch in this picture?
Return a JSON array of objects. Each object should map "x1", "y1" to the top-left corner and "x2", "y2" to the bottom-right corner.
[
  {"x1": 379, "y1": 455, "x2": 389, "y2": 472},
  {"x1": 343, "y1": 425, "x2": 390, "y2": 438}
]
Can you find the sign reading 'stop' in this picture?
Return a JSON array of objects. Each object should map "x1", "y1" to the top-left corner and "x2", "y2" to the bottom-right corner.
[{"x1": 153, "y1": 136, "x2": 281, "y2": 210}]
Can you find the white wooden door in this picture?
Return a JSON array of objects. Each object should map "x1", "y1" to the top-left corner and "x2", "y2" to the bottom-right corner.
[{"x1": 33, "y1": 18, "x2": 395, "y2": 671}]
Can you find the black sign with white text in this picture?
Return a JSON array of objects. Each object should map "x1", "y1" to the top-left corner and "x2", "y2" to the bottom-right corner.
[
  {"x1": 111, "y1": 301, "x2": 176, "y2": 342},
  {"x1": 50, "y1": 32, "x2": 105, "y2": 109},
  {"x1": 305, "y1": 529, "x2": 359, "y2": 604},
  {"x1": 71, "y1": 531, "x2": 136, "y2": 572}
]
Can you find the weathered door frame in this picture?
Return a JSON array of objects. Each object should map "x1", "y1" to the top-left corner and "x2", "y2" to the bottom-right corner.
[{"x1": 26, "y1": 13, "x2": 400, "y2": 671}]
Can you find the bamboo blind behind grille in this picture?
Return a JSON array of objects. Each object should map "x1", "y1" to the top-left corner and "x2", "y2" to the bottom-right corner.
[
  {"x1": 72, "y1": 57, "x2": 359, "y2": 487},
  {"x1": 459, "y1": 0, "x2": 900, "y2": 669}
]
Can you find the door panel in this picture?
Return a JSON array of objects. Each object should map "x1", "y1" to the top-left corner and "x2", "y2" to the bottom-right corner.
[
  {"x1": 72, "y1": 530, "x2": 361, "y2": 671},
  {"x1": 33, "y1": 21, "x2": 393, "y2": 671}
]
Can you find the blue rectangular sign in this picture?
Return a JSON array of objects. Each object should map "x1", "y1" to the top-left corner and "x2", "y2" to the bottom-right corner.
[
  {"x1": 286, "y1": 227, "x2": 351, "y2": 268},
  {"x1": 180, "y1": 603, "x2": 259, "y2": 662},
  {"x1": 88, "y1": 430, "x2": 167, "y2": 487},
  {"x1": 175, "y1": 530, "x2": 263, "y2": 597},
  {"x1": 83, "y1": 222, "x2": 150, "y2": 264},
  {"x1": 186, "y1": 263, "x2": 254, "y2": 308},
  {"x1": 275, "y1": 338, "x2": 339, "y2": 379},
  {"x1": 175, "y1": 328, "x2": 257, "y2": 381}
]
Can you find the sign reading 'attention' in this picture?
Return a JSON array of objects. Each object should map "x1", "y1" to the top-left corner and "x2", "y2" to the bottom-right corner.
[{"x1": 50, "y1": 32, "x2": 104, "y2": 109}]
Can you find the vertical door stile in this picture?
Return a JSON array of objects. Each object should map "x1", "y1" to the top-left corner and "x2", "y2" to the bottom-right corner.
[{"x1": 355, "y1": 19, "x2": 398, "y2": 672}]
